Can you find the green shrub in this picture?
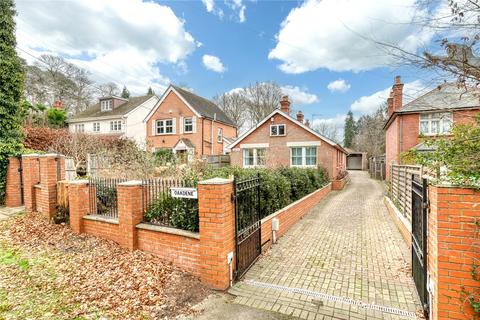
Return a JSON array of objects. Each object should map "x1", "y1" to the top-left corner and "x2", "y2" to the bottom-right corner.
[
  {"x1": 153, "y1": 148, "x2": 176, "y2": 165},
  {"x1": 144, "y1": 194, "x2": 199, "y2": 232},
  {"x1": 46, "y1": 108, "x2": 67, "y2": 128}
]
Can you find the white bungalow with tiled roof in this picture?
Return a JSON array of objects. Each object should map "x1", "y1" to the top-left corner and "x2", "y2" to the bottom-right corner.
[{"x1": 67, "y1": 94, "x2": 159, "y2": 147}]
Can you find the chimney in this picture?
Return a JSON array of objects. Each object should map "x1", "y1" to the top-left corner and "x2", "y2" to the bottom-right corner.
[
  {"x1": 387, "y1": 91, "x2": 394, "y2": 117},
  {"x1": 296, "y1": 110, "x2": 304, "y2": 123},
  {"x1": 53, "y1": 100, "x2": 63, "y2": 110},
  {"x1": 305, "y1": 119, "x2": 310, "y2": 128},
  {"x1": 392, "y1": 75, "x2": 403, "y2": 113},
  {"x1": 279, "y1": 96, "x2": 291, "y2": 114}
]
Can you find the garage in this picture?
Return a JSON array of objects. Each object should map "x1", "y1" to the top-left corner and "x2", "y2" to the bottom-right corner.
[{"x1": 346, "y1": 150, "x2": 367, "y2": 170}]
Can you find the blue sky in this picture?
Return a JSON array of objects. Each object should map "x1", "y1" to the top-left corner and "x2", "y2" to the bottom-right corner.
[{"x1": 15, "y1": 0, "x2": 447, "y2": 128}]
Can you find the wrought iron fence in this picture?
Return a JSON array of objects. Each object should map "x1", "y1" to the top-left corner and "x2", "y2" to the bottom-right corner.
[
  {"x1": 88, "y1": 177, "x2": 127, "y2": 219},
  {"x1": 142, "y1": 178, "x2": 199, "y2": 232}
]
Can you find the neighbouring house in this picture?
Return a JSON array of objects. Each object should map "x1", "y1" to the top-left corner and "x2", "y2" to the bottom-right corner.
[
  {"x1": 144, "y1": 85, "x2": 237, "y2": 162},
  {"x1": 228, "y1": 96, "x2": 348, "y2": 180},
  {"x1": 384, "y1": 76, "x2": 480, "y2": 178},
  {"x1": 68, "y1": 95, "x2": 159, "y2": 147}
]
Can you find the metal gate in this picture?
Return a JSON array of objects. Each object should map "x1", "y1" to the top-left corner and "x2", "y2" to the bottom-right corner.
[
  {"x1": 18, "y1": 157, "x2": 24, "y2": 205},
  {"x1": 233, "y1": 175, "x2": 261, "y2": 280},
  {"x1": 411, "y1": 175, "x2": 429, "y2": 313}
]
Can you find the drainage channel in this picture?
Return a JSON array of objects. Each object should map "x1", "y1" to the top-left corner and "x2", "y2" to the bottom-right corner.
[{"x1": 244, "y1": 280, "x2": 417, "y2": 319}]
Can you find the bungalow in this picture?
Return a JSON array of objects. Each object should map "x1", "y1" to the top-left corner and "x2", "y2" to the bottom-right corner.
[
  {"x1": 384, "y1": 76, "x2": 480, "y2": 178},
  {"x1": 228, "y1": 96, "x2": 348, "y2": 180},
  {"x1": 68, "y1": 94, "x2": 159, "y2": 147},
  {"x1": 144, "y1": 85, "x2": 237, "y2": 161}
]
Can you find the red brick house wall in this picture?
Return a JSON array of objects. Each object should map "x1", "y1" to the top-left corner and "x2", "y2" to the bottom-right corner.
[
  {"x1": 230, "y1": 112, "x2": 346, "y2": 179},
  {"x1": 146, "y1": 91, "x2": 236, "y2": 156}
]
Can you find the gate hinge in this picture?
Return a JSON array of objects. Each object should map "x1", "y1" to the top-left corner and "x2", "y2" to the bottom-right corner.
[
  {"x1": 422, "y1": 200, "x2": 429, "y2": 210},
  {"x1": 18, "y1": 167, "x2": 23, "y2": 173},
  {"x1": 231, "y1": 193, "x2": 236, "y2": 202}
]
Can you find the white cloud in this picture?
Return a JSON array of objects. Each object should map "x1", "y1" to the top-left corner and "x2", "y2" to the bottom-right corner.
[
  {"x1": 202, "y1": 54, "x2": 227, "y2": 73},
  {"x1": 202, "y1": 0, "x2": 215, "y2": 12},
  {"x1": 280, "y1": 85, "x2": 319, "y2": 105},
  {"x1": 15, "y1": 0, "x2": 197, "y2": 95},
  {"x1": 327, "y1": 79, "x2": 351, "y2": 93},
  {"x1": 269, "y1": 0, "x2": 435, "y2": 73},
  {"x1": 351, "y1": 80, "x2": 427, "y2": 114}
]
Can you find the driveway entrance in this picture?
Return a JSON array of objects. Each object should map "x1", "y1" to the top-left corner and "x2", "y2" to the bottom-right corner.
[{"x1": 229, "y1": 171, "x2": 421, "y2": 319}]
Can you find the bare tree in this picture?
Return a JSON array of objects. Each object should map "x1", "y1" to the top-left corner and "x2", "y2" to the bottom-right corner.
[
  {"x1": 352, "y1": 103, "x2": 387, "y2": 156},
  {"x1": 244, "y1": 82, "x2": 282, "y2": 125},
  {"x1": 98, "y1": 82, "x2": 120, "y2": 97},
  {"x1": 312, "y1": 121, "x2": 342, "y2": 144},
  {"x1": 213, "y1": 91, "x2": 247, "y2": 129}
]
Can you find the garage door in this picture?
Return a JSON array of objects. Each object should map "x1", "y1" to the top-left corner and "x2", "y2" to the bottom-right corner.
[{"x1": 347, "y1": 155, "x2": 362, "y2": 170}]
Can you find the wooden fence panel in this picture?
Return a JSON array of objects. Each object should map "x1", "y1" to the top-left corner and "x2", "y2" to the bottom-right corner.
[{"x1": 389, "y1": 164, "x2": 422, "y2": 222}]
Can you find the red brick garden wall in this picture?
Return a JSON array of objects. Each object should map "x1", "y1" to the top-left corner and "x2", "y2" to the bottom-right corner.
[
  {"x1": 261, "y1": 183, "x2": 331, "y2": 249},
  {"x1": 5, "y1": 157, "x2": 22, "y2": 207},
  {"x1": 137, "y1": 227, "x2": 200, "y2": 277},
  {"x1": 428, "y1": 185, "x2": 480, "y2": 320},
  {"x1": 83, "y1": 218, "x2": 120, "y2": 244}
]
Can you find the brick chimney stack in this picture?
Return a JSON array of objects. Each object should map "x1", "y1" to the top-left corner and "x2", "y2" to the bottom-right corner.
[
  {"x1": 296, "y1": 110, "x2": 304, "y2": 123},
  {"x1": 387, "y1": 91, "x2": 394, "y2": 117},
  {"x1": 392, "y1": 75, "x2": 403, "y2": 113},
  {"x1": 279, "y1": 96, "x2": 291, "y2": 114},
  {"x1": 53, "y1": 100, "x2": 63, "y2": 110}
]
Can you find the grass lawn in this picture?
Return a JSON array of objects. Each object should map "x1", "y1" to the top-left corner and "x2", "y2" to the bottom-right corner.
[{"x1": 0, "y1": 212, "x2": 210, "y2": 320}]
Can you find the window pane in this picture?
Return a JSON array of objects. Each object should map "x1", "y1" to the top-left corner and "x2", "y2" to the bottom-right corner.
[
  {"x1": 184, "y1": 118, "x2": 193, "y2": 132},
  {"x1": 244, "y1": 149, "x2": 254, "y2": 166},
  {"x1": 441, "y1": 116, "x2": 452, "y2": 133},
  {"x1": 431, "y1": 120, "x2": 439, "y2": 134},
  {"x1": 305, "y1": 147, "x2": 316, "y2": 166},
  {"x1": 271, "y1": 125, "x2": 278, "y2": 136},
  {"x1": 291, "y1": 147, "x2": 302, "y2": 166},
  {"x1": 420, "y1": 121, "x2": 429, "y2": 134},
  {"x1": 278, "y1": 125, "x2": 285, "y2": 135},
  {"x1": 256, "y1": 148, "x2": 266, "y2": 166}
]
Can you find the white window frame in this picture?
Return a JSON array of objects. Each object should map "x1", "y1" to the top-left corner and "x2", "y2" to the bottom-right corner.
[
  {"x1": 75, "y1": 124, "x2": 85, "y2": 133},
  {"x1": 270, "y1": 124, "x2": 286, "y2": 136},
  {"x1": 243, "y1": 148, "x2": 266, "y2": 168},
  {"x1": 290, "y1": 146, "x2": 317, "y2": 167},
  {"x1": 92, "y1": 122, "x2": 100, "y2": 132},
  {"x1": 155, "y1": 118, "x2": 175, "y2": 135},
  {"x1": 183, "y1": 117, "x2": 193, "y2": 133},
  {"x1": 419, "y1": 112, "x2": 453, "y2": 136},
  {"x1": 217, "y1": 128, "x2": 223, "y2": 143},
  {"x1": 110, "y1": 120, "x2": 122, "y2": 132},
  {"x1": 101, "y1": 99, "x2": 112, "y2": 112}
]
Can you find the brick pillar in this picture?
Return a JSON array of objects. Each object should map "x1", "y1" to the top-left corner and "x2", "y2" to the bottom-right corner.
[
  {"x1": 198, "y1": 178, "x2": 235, "y2": 290},
  {"x1": 5, "y1": 157, "x2": 22, "y2": 207},
  {"x1": 38, "y1": 154, "x2": 64, "y2": 219},
  {"x1": 428, "y1": 185, "x2": 480, "y2": 320},
  {"x1": 117, "y1": 181, "x2": 144, "y2": 251},
  {"x1": 21, "y1": 154, "x2": 40, "y2": 213},
  {"x1": 68, "y1": 180, "x2": 89, "y2": 234}
]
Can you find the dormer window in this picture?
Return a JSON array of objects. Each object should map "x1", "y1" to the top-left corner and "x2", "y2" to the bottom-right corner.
[
  {"x1": 270, "y1": 124, "x2": 286, "y2": 136},
  {"x1": 101, "y1": 99, "x2": 112, "y2": 112}
]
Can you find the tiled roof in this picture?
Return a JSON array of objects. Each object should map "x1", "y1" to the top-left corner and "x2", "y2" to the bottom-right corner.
[
  {"x1": 70, "y1": 95, "x2": 155, "y2": 120},
  {"x1": 400, "y1": 83, "x2": 480, "y2": 113},
  {"x1": 172, "y1": 85, "x2": 236, "y2": 126}
]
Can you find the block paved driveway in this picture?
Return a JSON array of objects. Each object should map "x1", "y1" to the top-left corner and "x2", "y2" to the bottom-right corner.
[{"x1": 229, "y1": 171, "x2": 421, "y2": 320}]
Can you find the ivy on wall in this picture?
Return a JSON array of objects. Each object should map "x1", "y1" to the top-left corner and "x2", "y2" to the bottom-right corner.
[{"x1": 0, "y1": 0, "x2": 26, "y2": 204}]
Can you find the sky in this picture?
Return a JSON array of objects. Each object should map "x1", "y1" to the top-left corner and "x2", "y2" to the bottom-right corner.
[{"x1": 14, "y1": 0, "x2": 449, "y2": 130}]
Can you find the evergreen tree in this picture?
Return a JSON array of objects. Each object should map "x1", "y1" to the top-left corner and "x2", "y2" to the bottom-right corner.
[
  {"x1": 0, "y1": 0, "x2": 25, "y2": 203},
  {"x1": 344, "y1": 111, "x2": 355, "y2": 148},
  {"x1": 147, "y1": 87, "x2": 155, "y2": 95},
  {"x1": 121, "y1": 85, "x2": 130, "y2": 99}
]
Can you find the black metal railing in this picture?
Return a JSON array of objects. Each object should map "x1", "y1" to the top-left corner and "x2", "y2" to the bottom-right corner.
[
  {"x1": 142, "y1": 179, "x2": 199, "y2": 232},
  {"x1": 88, "y1": 177, "x2": 126, "y2": 219}
]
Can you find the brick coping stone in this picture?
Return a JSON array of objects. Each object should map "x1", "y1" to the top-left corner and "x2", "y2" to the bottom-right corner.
[
  {"x1": 83, "y1": 214, "x2": 119, "y2": 225},
  {"x1": 136, "y1": 223, "x2": 200, "y2": 239},
  {"x1": 198, "y1": 177, "x2": 232, "y2": 185}
]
